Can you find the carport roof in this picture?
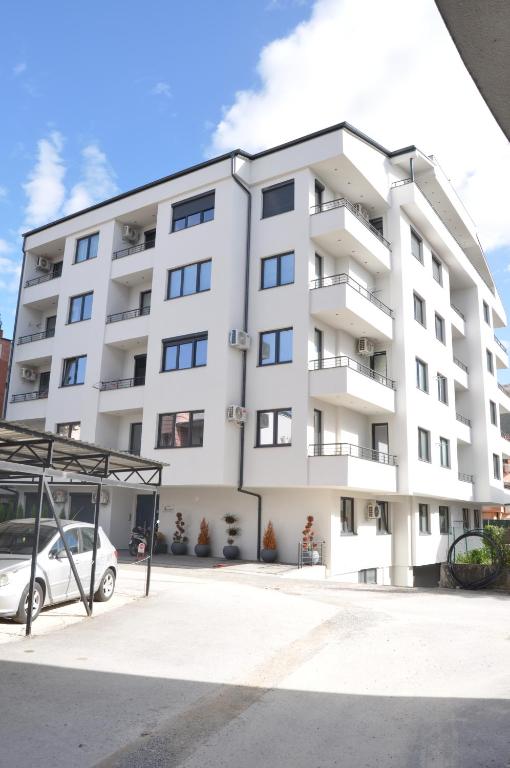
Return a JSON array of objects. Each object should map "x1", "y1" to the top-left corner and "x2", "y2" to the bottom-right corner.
[{"x1": 0, "y1": 419, "x2": 163, "y2": 486}]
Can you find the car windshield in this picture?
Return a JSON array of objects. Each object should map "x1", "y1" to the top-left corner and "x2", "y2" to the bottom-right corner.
[{"x1": 0, "y1": 522, "x2": 57, "y2": 554}]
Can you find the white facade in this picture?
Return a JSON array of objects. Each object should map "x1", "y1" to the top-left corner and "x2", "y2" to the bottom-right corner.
[{"x1": 6, "y1": 122, "x2": 510, "y2": 586}]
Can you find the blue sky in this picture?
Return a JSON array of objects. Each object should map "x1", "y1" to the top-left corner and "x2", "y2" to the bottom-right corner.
[{"x1": 1, "y1": 0, "x2": 510, "y2": 383}]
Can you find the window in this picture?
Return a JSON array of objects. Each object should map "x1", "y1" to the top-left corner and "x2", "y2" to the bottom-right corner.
[
  {"x1": 473, "y1": 508, "x2": 481, "y2": 528},
  {"x1": 75, "y1": 233, "x2": 99, "y2": 263},
  {"x1": 314, "y1": 328, "x2": 323, "y2": 363},
  {"x1": 52, "y1": 261, "x2": 63, "y2": 278},
  {"x1": 259, "y1": 328, "x2": 293, "y2": 366},
  {"x1": 416, "y1": 358, "x2": 428, "y2": 392},
  {"x1": 45, "y1": 315, "x2": 56, "y2": 337},
  {"x1": 157, "y1": 411, "x2": 205, "y2": 448},
  {"x1": 56, "y1": 422, "x2": 81, "y2": 440},
  {"x1": 418, "y1": 428, "x2": 431, "y2": 462},
  {"x1": 376, "y1": 501, "x2": 390, "y2": 535},
  {"x1": 144, "y1": 229, "x2": 156, "y2": 248},
  {"x1": 439, "y1": 506, "x2": 450, "y2": 534},
  {"x1": 61, "y1": 356, "x2": 86, "y2": 387},
  {"x1": 129, "y1": 423, "x2": 142, "y2": 455},
  {"x1": 340, "y1": 497, "x2": 355, "y2": 535},
  {"x1": 167, "y1": 259, "x2": 211, "y2": 299},
  {"x1": 261, "y1": 252, "x2": 294, "y2": 289},
  {"x1": 432, "y1": 255, "x2": 443, "y2": 285},
  {"x1": 483, "y1": 300, "x2": 490, "y2": 325},
  {"x1": 256, "y1": 408, "x2": 292, "y2": 447},
  {"x1": 262, "y1": 180, "x2": 294, "y2": 218},
  {"x1": 419, "y1": 503, "x2": 430, "y2": 534},
  {"x1": 172, "y1": 191, "x2": 215, "y2": 232},
  {"x1": 413, "y1": 292, "x2": 426, "y2": 326},
  {"x1": 162, "y1": 333, "x2": 208, "y2": 372},
  {"x1": 139, "y1": 290, "x2": 151, "y2": 314},
  {"x1": 313, "y1": 408, "x2": 323, "y2": 447},
  {"x1": 81, "y1": 527, "x2": 100, "y2": 552},
  {"x1": 439, "y1": 437, "x2": 450, "y2": 468},
  {"x1": 493, "y1": 453, "x2": 501, "y2": 480},
  {"x1": 314, "y1": 253, "x2": 323, "y2": 283},
  {"x1": 462, "y1": 508, "x2": 470, "y2": 530},
  {"x1": 68, "y1": 292, "x2": 93, "y2": 324},
  {"x1": 38, "y1": 371, "x2": 50, "y2": 396},
  {"x1": 437, "y1": 374, "x2": 448, "y2": 404},
  {"x1": 486, "y1": 349, "x2": 494, "y2": 374},
  {"x1": 435, "y1": 313, "x2": 445, "y2": 343},
  {"x1": 490, "y1": 400, "x2": 498, "y2": 426},
  {"x1": 411, "y1": 229, "x2": 423, "y2": 264},
  {"x1": 314, "y1": 180, "x2": 324, "y2": 209},
  {"x1": 359, "y1": 568, "x2": 377, "y2": 584}
]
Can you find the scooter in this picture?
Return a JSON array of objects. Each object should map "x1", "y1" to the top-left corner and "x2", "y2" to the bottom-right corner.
[{"x1": 128, "y1": 524, "x2": 156, "y2": 557}]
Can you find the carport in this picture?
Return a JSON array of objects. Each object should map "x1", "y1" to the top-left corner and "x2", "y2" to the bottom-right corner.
[{"x1": 0, "y1": 419, "x2": 163, "y2": 636}]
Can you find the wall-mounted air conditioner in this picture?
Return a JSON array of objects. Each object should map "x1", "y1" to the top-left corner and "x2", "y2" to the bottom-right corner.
[
  {"x1": 20, "y1": 367, "x2": 37, "y2": 382},
  {"x1": 367, "y1": 502, "x2": 381, "y2": 519},
  {"x1": 228, "y1": 329, "x2": 251, "y2": 350},
  {"x1": 52, "y1": 490, "x2": 67, "y2": 504},
  {"x1": 358, "y1": 338, "x2": 375, "y2": 356},
  {"x1": 36, "y1": 257, "x2": 51, "y2": 272},
  {"x1": 226, "y1": 405, "x2": 248, "y2": 424},
  {"x1": 121, "y1": 225, "x2": 139, "y2": 244},
  {"x1": 91, "y1": 490, "x2": 110, "y2": 505}
]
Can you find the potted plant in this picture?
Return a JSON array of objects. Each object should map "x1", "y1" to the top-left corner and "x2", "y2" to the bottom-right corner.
[
  {"x1": 302, "y1": 515, "x2": 320, "y2": 565},
  {"x1": 170, "y1": 512, "x2": 188, "y2": 555},
  {"x1": 195, "y1": 518, "x2": 211, "y2": 557},
  {"x1": 223, "y1": 513, "x2": 240, "y2": 560},
  {"x1": 261, "y1": 521, "x2": 278, "y2": 563}
]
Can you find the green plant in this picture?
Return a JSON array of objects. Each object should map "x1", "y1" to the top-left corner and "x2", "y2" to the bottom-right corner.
[
  {"x1": 456, "y1": 525, "x2": 510, "y2": 567},
  {"x1": 262, "y1": 521, "x2": 277, "y2": 550},
  {"x1": 173, "y1": 512, "x2": 188, "y2": 544},
  {"x1": 222, "y1": 514, "x2": 240, "y2": 545}
]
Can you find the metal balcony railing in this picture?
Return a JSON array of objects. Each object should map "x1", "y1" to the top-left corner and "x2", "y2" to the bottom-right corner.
[
  {"x1": 453, "y1": 356, "x2": 469, "y2": 374},
  {"x1": 310, "y1": 273, "x2": 394, "y2": 317},
  {"x1": 112, "y1": 240, "x2": 155, "y2": 260},
  {"x1": 99, "y1": 377, "x2": 145, "y2": 391},
  {"x1": 309, "y1": 355, "x2": 396, "y2": 390},
  {"x1": 456, "y1": 413, "x2": 471, "y2": 427},
  {"x1": 309, "y1": 442, "x2": 398, "y2": 465},
  {"x1": 106, "y1": 306, "x2": 150, "y2": 324},
  {"x1": 450, "y1": 303, "x2": 465, "y2": 321},
  {"x1": 11, "y1": 391, "x2": 48, "y2": 403},
  {"x1": 498, "y1": 383, "x2": 508, "y2": 395},
  {"x1": 24, "y1": 272, "x2": 60, "y2": 288},
  {"x1": 310, "y1": 198, "x2": 391, "y2": 249},
  {"x1": 17, "y1": 329, "x2": 55, "y2": 345},
  {"x1": 458, "y1": 472, "x2": 474, "y2": 483},
  {"x1": 494, "y1": 335, "x2": 506, "y2": 352}
]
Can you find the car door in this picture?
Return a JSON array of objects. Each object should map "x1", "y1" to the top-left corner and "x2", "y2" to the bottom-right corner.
[
  {"x1": 44, "y1": 533, "x2": 74, "y2": 603},
  {"x1": 67, "y1": 527, "x2": 95, "y2": 597}
]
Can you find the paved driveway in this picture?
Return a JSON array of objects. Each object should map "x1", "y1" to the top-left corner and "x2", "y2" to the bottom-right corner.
[{"x1": 0, "y1": 563, "x2": 508, "y2": 768}]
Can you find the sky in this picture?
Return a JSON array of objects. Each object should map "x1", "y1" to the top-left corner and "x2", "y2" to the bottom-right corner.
[{"x1": 1, "y1": 0, "x2": 509, "y2": 378}]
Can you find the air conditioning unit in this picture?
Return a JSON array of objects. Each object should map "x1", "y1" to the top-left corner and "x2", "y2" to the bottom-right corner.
[
  {"x1": 121, "y1": 225, "x2": 139, "y2": 244},
  {"x1": 229, "y1": 329, "x2": 251, "y2": 350},
  {"x1": 52, "y1": 489, "x2": 67, "y2": 504},
  {"x1": 358, "y1": 337, "x2": 375, "y2": 356},
  {"x1": 353, "y1": 203, "x2": 369, "y2": 221},
  {"x1": 226, "y1": 405, "x2": 248, "y2": 424},
  {"x1": 20, "y1": 367, "x2": 37, "y2": 382},
  {"x1": 91, "y1": 489, "x2": 110, "y2": 505},
  {"x1": 36, "y1": 257, "x2": 51, "y2": 272},
  {"x1": 367, "y1": 502, "x2": 381, "y2": 519}
]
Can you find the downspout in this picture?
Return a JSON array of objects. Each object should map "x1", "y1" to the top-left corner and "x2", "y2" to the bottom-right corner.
[
  {"x1": 3, "y1": 236, "x2": 26, "y2": 417},
  {"x1": 230, "y1": 152, "x2": 262, "y2": 561}
]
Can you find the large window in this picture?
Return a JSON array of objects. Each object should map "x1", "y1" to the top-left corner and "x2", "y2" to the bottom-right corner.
[
  {"x1": 411, "y1": 229, "x2": 423, "y2": 264},
  {"x1": 439, "y1": 437, "x2": 450, "y2": 468},
  {"x1": 413, "y1": 292, "x2": 426, "y2": 326},
  {"x1": 486, "y1": 349, "x2": 494, "y2": 374},
  {"x1": 416, "y1": 358, "x2": 428, "y2": 392},
  {"x1": 162, "y1": 333, "x2": 207, "y2": 372},
  {"x1": 376, "y1": 500, "x2": 390, "y2": 535},
  {"x1": 490, "y1": 400, "x2": 498, "y2": 426},
  {"x1": 259, "y1": 328, "x2": 293, "y2": 366},
  {"x1": 56, "y1": 422, "x2": 81, "y2": 440},
  {"x1": 157, "y1": 411, "x2": 204, "y2": 448},
  {"x1": 75, "y1": 233, "x2": 99, "y2": 263},
  {"x1": 437, "y1": 373, "x2": 448, "y2": 404},
  {"x1": 493, "y1": 453, "x2": 501, "y2": 480},
  {"x1": 474, "y1": 509, "x2": 481, "y2": 528},
  {"x1": 439, "y1": 506, "x2": 450, "y2": 534},
  {"x1": 167, "y1": 259, "x2": 211, "y2": 299},
  {"x1": 256, "y1": 408, "x2": 292, "y2": 447},
  {"x1": 340, "y1": 497, "x2": 355, "y2": 535},
  {"x1": 262, "y1": 180, "x2": 294, "y2": 218},
  {"x1": 419, "y1": 503, "x2": 430, "y2": 534},
  {"x1": 462, "y1": 508, "x2": 470, "y2": 530},
  {"x1": 172, "y1": 192, "x2": 215, "y2": 232},
  {"x1": 435, "y1": 313, "x2": 445, "y2": 344},
  {"x1": 261, "y1": 252, "x2": 294, "y2": 289},
  {"x1": 418, "y1": 427, "x2": 431, "y2": 462},
  {"x1": 68, "y1": 292, "x2": 93, "y2": 324},
  {"x1": 62, "y1": 356, "x2": 87, "y2": 387},
  {"x1": 432, "y1": 255, "x2": 443, "y2": 285}
]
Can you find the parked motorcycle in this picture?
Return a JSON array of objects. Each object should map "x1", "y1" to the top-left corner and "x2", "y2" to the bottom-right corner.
[{"x1": 128, "y1": 525, "x2": 156, "y2": 557}]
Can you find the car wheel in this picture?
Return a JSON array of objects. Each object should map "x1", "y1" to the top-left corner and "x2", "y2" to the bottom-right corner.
[
  {"x1": 14, "y1": 582, "x2": 44, "y2": 624},
  {"x1": 94, "y1": 568, "x2": 115, "y2": 602}
]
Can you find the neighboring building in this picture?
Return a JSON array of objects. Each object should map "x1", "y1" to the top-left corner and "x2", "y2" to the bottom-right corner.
[
  {"x1": 0, "y1": 327, "x2": 12, "y2": 415},
  {"x1": 5, "y1": 122, "x2": 510, "y2": 586}
]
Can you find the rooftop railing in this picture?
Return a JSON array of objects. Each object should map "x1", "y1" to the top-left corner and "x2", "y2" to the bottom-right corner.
[
  {"x1": 310, "y1": 198, "x2": 391, "y2": 249},
  {"x1": 11, "y1": 391, "x2": 48, "y2": 403},
  {"x1": 112, "y1": 240, "x2": 155, "y2": 261},
  {"x1": 310, "y1": 272, "x2": 394, "y2": 317},
  {"x1": 106, "y1": 306, "x2": 150, "y2": 324},
  {"x1": 309, "y1": 355, "x2": 396, "y2": 390},
  {"x1": 17, "y1": 329, "x2": 55, "y2": 345},
  {"x1": 309, "y1": 442, "x2": 398, "y2": 465},
  {"x1": 458, "y1": 472, "x2": 474, "y2": 483},
  {"x1": 99, "y1": 376, "x2": 145, "y2": 391},
  {"x1": 453, "y1": 356, "x2": 469, "y2": 374},
  {"x1": 456, "y1": 413, "x2": 471, "y2": 427}
]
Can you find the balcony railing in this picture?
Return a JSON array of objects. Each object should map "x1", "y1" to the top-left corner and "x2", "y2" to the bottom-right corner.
[
  {"x1": 24, "y1": 272, "x2": 60, "y2": 288},
  {"x1": 494, "y1": 335, "x2": 506, "y2": 352},
  {"x1": 309, "y1": 442, "x2": 398, "y2": 465},
  {"x1": 309, "y1": 355, "x2": 396, "y2": 390},
  {"x1": 450, "y1": 303, "x2": 465, "y2": 321},
  {"x1": 310, "y1": 198, "x2": 391, "y2": 249},
  {"x1": 456, "y1": 413, "x2": 471, "y2": 427},
  {"x1": 17, "y1": 329, "x2": 55, "y2": 345},
  {"x1": 458, "y1": 472, "x2": 474, "y2": 483},
  {"x1": 453, "y1": 356, "x2": 469, "y2": 374},
  {"x1": 99, "y1": 377, "x2": 145, "y2": 391},
  {"x1": 498, "y1": 383, "x2": 509, "y2": 395},
  {"x1": 11, "y1": 391, "x2": 48, "y2": 403},
  {"x1": 310, "y1": 273, "x2": 394, "y2": 317},
  {"x1": 112, "y1": 240, "x2": 155, "y2": 261},
  {"x1": 106, "y1": 306, "x2": 150, "y2": 324}
]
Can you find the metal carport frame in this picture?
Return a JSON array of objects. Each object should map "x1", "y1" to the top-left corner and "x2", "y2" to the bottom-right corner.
[{"x1": 0, "y1": 420, "x2": 164, "y2": 636}]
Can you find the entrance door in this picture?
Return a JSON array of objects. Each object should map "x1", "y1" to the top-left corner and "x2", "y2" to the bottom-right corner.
[
  {"x1": 70, "y1": 493, "x2": 94, "y2": 523},
  {"x1": 139, "y1": 290, "x2": 151, "y2": 316},
  {"x1": 129, "y1": 423, "x2": 142, "y2": 455},
  {"x1": 45, "y1": 315, "x2": 56, "y2": 338},
  {"x1": 372, "y1": 423, "x2": 389, "y2": 456},
  {"x1": 133, "y1": 354, "x2": 146, "y2": 386},
  {"x1": 135, "y1": 495, "x2": 158, "y2": 529}
]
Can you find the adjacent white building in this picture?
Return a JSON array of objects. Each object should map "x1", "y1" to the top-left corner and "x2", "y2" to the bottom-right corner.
[{"x1": 5, "y1": 122, "x2": 510, "y2": 586}]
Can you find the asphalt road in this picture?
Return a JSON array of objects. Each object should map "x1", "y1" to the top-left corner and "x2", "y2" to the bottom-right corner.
[{"x1": 0, "y1": 562, "x2": 509, "y2": 768}]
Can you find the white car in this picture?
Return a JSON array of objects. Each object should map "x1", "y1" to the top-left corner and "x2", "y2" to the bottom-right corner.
[{"x1": 0, "y1": 519, "x2": 117, "y2": 623}]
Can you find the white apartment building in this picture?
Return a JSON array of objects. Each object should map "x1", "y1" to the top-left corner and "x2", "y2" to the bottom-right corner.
[{"x1": 5, "y1": 122, "x2": 510, "y2": 586}]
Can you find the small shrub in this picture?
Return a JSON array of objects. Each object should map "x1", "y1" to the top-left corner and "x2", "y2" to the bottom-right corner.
[
  {"x1": 173, "y1": 512, "x2": 187, "y2": 544},
  {"x1": 222, "y1": 514, "x2": 240, "y2": 545},
  {"x1": 262, "y1": 521, "x2": 277, "y2": 550},
  {"x1": 197, "y1": 518, "x2": 210, "y2": 546},
  {"x1": 302, "y1": 515, "x2": 316, "y2": 548},
  {"x1": 456, "y1": 525, "x2": 510, "y2": 567}
]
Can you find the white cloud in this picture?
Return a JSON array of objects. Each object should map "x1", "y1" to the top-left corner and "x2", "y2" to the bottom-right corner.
[
  {"x1": 0, "y1": 239, "x2": 13, "y2": 254},
  {"x1": 13, "y1": 62, "x2": 27, "y2": 76},
  {"x1": 0, "y1": 255, "x2": 21, "y2": 294},
  {"x1": 151, "y1": 81, "x2": 172, "y2": 98},
  {"x1": 209, "y1": 0, "x2": 510, "y2": 252},
  {"x1": 63, "y1": 144, "x2": 118, "y2": 215}
]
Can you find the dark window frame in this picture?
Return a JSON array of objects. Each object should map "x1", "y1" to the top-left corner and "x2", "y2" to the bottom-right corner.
[
  {"x1": 413, "y1": 291, "x2": 426, "y2": 326},
  {"x1": 411, "y1": 228, "x2": 423, "y2": 264},
  {"x1": 171, "y1": 191, "x2": 215, "y2": 232},
  {"x1": 261, "y1": 179, "x2": 295, "y2": 219},
  {"x1": 439, "y1": 437, "x2": 451, "y2": 468},
  {"x1": 486, "y1": 348, "x2": 494, "y2": 375},
  {"x1": 439, "y1": 505, "x2": 450, "y2": 534},
  {"x1": 255, "y1": 408, "x2": 292, "y2": 448},
  {"x1": 462, "y1": 508, "x2": 470, "y2": 530},
  {"x1": 56, "y1": 421, "x2": 81, "y2": 439},
  {"x1": 483, "y1": 300, "x2": 490, "y2": 325},
  {"x1": 258, "y1": 327, "x2": 293, "y2": 366},
  {"x1": 156, "y1": 410, "x2": 205, "y2": 449},
  {"x1": 260, "y1": 251, "x2": 295, "y2": 290},
  {"x1": 418, "y1": 427, "x2": 431, "y2": 462},
  {"x1": 473, "y1": 508, "x2": 481, "y2": 528},
  {"x1": 161, "y1": 332, "x2": 208, "y2": 373},
  {"x1": 419, "y1": 503, "x2": 430, "y2": 535},
  {"x1": 376, "y1": 500, "x2": 390, "y2": 535},
  {"x1": 166, "y1": 259, "x2": 212, "y2": 300},
  {"x1": 493, "y1": 453, "x2": 501, "y2": 480},
  {"x1": 416, "y1": 357, "x2": 429, "y2": 393},
  {"x1": 437, "y1": 373, "x2": 448, "y2": 404},
  {"x1": 61, "y1": 355, "x2": 87, "y2": 387},
  {"x1": 432, "y1": 255, "x2": 443, "y2": 285},
  {"x1": 313, "y1": 408, "x2": 323, "y2": 446},
  {"x1": 340, "y1": 497, "x2": 355, "y2": 535},
  {"x1": 74, "y1": 232, "x2": 99, "y2": 264},
  {"x1": 129, "y1": 422, "x2": 142, "y2": 455},
  {"x1": 490, "y1": 400, "x2": 498, "y2": 426},
  {"x1": 68, "y1": 291, "x2": 93, "y2": 324},
  {"x1": 435, "y1": 312, "x2": 446, "y2": 344}
]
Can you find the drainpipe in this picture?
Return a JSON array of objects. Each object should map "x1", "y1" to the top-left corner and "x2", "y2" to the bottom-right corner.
[
  {"x1": 230, "y1": 152, "x2": 262, "y2": 561},
  {"x1": 3, "y1": 236, "x2": 26, "y2": 417}
]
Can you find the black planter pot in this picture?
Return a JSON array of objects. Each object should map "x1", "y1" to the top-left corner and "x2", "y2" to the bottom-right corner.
[
  {"x1": 260, "y1": 548, "x2": 278, "y2": 563},
  {"x1": 194, "y1": 544, "x2": 211, "y2": 557},
  {"x1": 223, "y1": 544, "x2": 240, "y2": 560},
  {"x1": 171, "y1": 542, "x2": 188, "y2": 555}
]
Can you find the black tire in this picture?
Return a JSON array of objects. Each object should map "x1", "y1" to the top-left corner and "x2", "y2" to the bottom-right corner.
[
  {"x1": 94, "y1": 568, "x2": 116, "y2": 602},
  {"x1": 14, "y1": 582, "x2": 44, "y2": 624},
  {"x1": 128, "y1": 543, "x2": 138, "y2": 557}
]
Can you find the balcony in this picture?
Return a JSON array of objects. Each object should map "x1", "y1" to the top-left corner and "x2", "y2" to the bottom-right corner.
[
  {"x1": 98, "y1": 378, "x2": 145, "y2": 414},
  {"x1": 112, "y1": 240, "x2": 155, "y2": 261},
  {"x1": 498, "y1": 382, "x2": 510, "y2": 413},
  {"x1": 8, "y1": 390, "x2": 48, "y2": 421},
  {"x1": 494, "y1": 335, "x2": 508, "y2": 368},
  {"x1": 310, "y1": 273, "x2": 393, "y2": 341},
  {"x1": 106, "y1": 306, "x2": 150, "y2": 324},
  {"x1": 22, "y1": 271, "x2": 60, "y2": 309},
  {"x1": 450, "y1": 304, "x2": 466, "y2": 337},
  {"x1": 98, "y1": 377, "x2": 145, "y2": 390},
  {"x1": 458, "y1": 472, "x2": 474, "y2": 484},
  {"x1": 309, "y1": 356, "x2": 396, "y2": 413},
  {"x1": 104, "y1": 310, "x2": 150, "y2": 348},
  {"x1": 308, "y1": 443, "x2": 398, "y2": 492},
  {"x1": 310, "y1": 199, "x2": 391, "y2": 274},
  {"x1": 10, "y1": 391, "x2": 48, "y2": 403},
  {"x1": 15, "y1": 329, "x2": 55, "y2": 364},
  {"x1": 452, "y1": 356, "x2": 469, "y2": 389},
  {"x1": 455, "y1": 412, "x2": 472, "y2": 444}
]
